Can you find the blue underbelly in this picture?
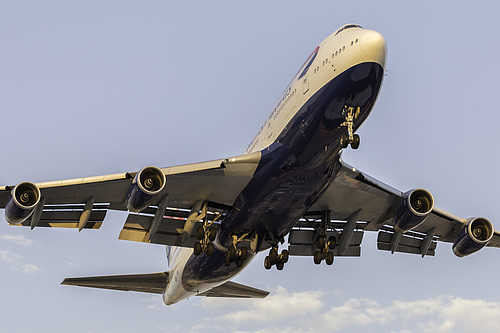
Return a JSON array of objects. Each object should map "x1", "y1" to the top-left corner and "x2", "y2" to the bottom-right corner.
[{"x1": 182, "y1": 62, "x2": 383, "y2": 287}]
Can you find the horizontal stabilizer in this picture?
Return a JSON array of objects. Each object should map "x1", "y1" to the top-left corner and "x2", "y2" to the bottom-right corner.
[
  {"x1": 198, "y1": 281, "x2": 269, "y2": 298},
  {"x1": 62, "y1": 272, "x2": 169, "y2": 294}
]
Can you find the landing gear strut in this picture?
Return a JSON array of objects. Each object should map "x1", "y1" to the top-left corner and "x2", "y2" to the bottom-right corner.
[{"x1": 340, "y1": 105, "x2": 361, "y2": 150}]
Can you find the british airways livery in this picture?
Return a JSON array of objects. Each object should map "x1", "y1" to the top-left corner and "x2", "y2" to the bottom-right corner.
[{"x1": 1, "y1": 24, "x2": 499, "y2": 306}]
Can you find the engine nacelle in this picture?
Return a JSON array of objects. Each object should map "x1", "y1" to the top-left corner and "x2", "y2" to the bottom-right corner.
[
  {"x1": 393, "y1": 188, "x2": 434, "y2": 233},
  {"x1": 5, "y1": 182, "x2": 41, "y2": 224},
  {"x1": 452, "y1": 217, "x2": 494, "y2": 257},
  {"x1": 125, "y1": 166, "x2": 166, "y2": 212}
]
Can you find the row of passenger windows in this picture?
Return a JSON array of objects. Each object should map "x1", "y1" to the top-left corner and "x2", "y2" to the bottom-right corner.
[
  {"x1": 313, "y1": 38, "x2": 359, "y2": 74},
  {"x1": 247, "y1": 87, "x2": 297, "y2": 151}
]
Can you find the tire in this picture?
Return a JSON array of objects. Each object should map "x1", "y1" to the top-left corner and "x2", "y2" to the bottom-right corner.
[
  {"x1": 240, "y1": 247, "x2": 248, "y2": 260},
  {"x1": 193, "y1": 242, "x2": 202, "y2": 256},
  {"x1": 340, "y1": 134, "x2": 349, "y2": 149},
  {"x1": 328, "y1": 236, "x2": 337, "y2": 249},
  {"x1": 313, "y1": 251, "x2": 322, "y2": 265},
  {"x1": 276, "y1": 262, "x2": 284, "y2": 271},
  {"x1": 206, "y1": 243, "x2": 214, "y2": 257},
  {"x1": 209, "y1": 227, "x2": 217, "y2": 241},
  {"x1": 351, "y1": 134, "x2": 360, "y2": 149},
  {"x1": 264, "y1": 256, "x2": 272, "y2": 270},
  {"x1": 224, "y1": 254, "x2": 231, "y2": 266},
  {"x1": 269, "y1": 248, "x2": 278, "y2": 264},
  {"x1": 326, "y1": 252, "x2": 334, "y2": 265},
  {"x1": 281, "y1": 250, "x2": 289, "y2": 264},
  {"x1": 228, "y1": 246, "x2": 236, "y2": 261},
  {"x1": 196, "y1": 226, "x2": 204, "y2": 240},
  {"x1": 316, "y1": 236, "x2": 325, "y2": 249}
]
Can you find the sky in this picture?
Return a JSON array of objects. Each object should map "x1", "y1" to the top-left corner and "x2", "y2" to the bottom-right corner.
[{"x1": 1, "y1": 1, "x2": 500, "y2": 332}]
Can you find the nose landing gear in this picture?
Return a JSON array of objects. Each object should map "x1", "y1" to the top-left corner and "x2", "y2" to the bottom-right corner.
[{"x1": 340, "y1": 105, "x2": 361, "y2": 150}]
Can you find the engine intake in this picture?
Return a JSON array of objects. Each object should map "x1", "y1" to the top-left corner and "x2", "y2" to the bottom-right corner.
[
  {"x1": 126, "y1": 166, "x2": 166, "y2": 212},
  {"x1": 393, "y1": 188, "x2": 434, "y2": 233},
  {"x1": 5, "y1": 182, "x2": 41, "y2": 224},
  {"x1": 452, "y1": 217, "x2": 494, "y2": 257}
]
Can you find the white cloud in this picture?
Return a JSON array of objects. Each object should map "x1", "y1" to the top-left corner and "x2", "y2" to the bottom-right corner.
[
  {"x1": 194, "y1": 288, "x2": 500, "y2": 333},
  {"x1": 21, "y1": 263, "x2": 40, "y2": 274},
  {"x1": 0, "y1": 234, "x2": 34, "y2": 246},
  {"x1": 0, "y1": 249, "x2": 40, "y2": 274}
]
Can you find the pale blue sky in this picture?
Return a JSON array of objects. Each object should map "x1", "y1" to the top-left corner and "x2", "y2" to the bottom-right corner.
[{"x1": 2, "y1": 1, "x2": 500, "y2": 332}]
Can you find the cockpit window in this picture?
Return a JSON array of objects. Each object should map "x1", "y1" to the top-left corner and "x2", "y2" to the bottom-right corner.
[{"x1": 335, "y1": 24, "x2": 363, "y2": 36}]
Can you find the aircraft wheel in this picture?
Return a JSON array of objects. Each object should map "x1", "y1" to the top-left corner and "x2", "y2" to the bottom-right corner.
[
  {"x1": 228, "y1": 246, "x2": 236, "y2": 261},
  {"x1": 281, "y1": 250, "x2": 289, "y2": 264},
  {"x1": 328, "y1": 236, "x2": 337, "y2": 249},
  {"x1": 209, "y1": 227, "x2": 217, "y2": 241},
  {"x1": 326, "y1": 252, "x2": 334, "y2": 265},
  {"x1": 240, "y1": 247, "x2": 248, "y2": 260},
  {"x1": 313, "y1": 251, "x2": 322, "y2": 265},
  {"x1": 196, "y1": 226, "x2": 204, "y2": 240},
  {"x1": 194, "y1": 242, "x2": 202, "y2": 256},
  {"x1": 351, "y1": 134, "x2": 360, "y2": 149},
  {"x1": 269, "y1": 248, "x2": 278, "y2": 264},
  {"x1": 340, "y1": 134, "x2": 349, "y2": 149},
  {"x1": 276, "y1": 262, "x2": 284, "y2": 271},
  {"x1": 224, "y1": 254, "x2": 231, "y2": 266},
  {"x1": 264, "y1": 256, "x2": 272, "y2": 270},
  {"x1": 316, "y1": 236, "x2": 325, "y2": 249},
  {"x1": 206, "y1": 243, "x2": 215, "y2": 256}
]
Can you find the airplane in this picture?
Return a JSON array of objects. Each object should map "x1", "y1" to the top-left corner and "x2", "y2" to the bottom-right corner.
[{"x1": 1, "y1": 24, "x2": 499, "y2": 306}]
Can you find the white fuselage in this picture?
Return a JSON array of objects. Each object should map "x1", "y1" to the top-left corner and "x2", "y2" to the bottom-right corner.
[{"x1": 163, "y1": 25, "x2": 386, "y2": 305}]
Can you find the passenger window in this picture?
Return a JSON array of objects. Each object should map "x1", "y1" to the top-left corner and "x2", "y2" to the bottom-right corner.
[{"x1": 343, "y1": 46, "x2": 345, "y2": 51}]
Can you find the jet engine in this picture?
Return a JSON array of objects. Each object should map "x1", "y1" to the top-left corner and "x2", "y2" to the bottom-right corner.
[
  {"x1": 452, "y1": 217, "x2": 494, "y2": 257},
  {"x1": 125, "y1": 166, "x2": 166, "y2": 212},
  {"x1": 393, "y1": 188, "x2": 434, "y2": 233},
  {"x1": 5, "y1": 182, "x2": 41, "y2": 224}
]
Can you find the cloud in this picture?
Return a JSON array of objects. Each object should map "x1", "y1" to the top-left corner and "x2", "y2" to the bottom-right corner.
[
  {"x1": 0, "y1": 249, "x2": 40, "y2": 274},
  {"x1": 0, "y1": 234, "x2": 33, "y2": 246},
  {"x1": 195, "y1": 287, "x2": 500, "y2": 333}
]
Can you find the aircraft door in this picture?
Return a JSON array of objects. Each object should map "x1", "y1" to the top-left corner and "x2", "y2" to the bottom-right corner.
[{"x1": 302, "y1": 72, "x2": 310, "y2": 95}]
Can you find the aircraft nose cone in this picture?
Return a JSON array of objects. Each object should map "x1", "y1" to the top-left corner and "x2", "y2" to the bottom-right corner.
[{"x1": 360, "y1": 30, "x2": 386, "y2": 67}]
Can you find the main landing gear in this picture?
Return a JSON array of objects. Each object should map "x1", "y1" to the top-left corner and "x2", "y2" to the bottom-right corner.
[
  {"x1": 193, "y1": 211, "x2": 224, "y2": 257},
  {"x1": 193, "y1": 225, "x2": 217, "y2": 256},
  {"x1": 313, "y1": 235, "x2": 336, "y2": 265},
  {"x1": 264, "y1": 246, "x2": 289, "y2": 271},
  {"x1": 224, "y1": 235, "x2": 249, "y2": 267},
  {"x1": 340, "y1": 105, "x2": 360, "y2": 150}
]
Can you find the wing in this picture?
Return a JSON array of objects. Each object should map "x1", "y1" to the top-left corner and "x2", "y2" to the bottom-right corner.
[
  {"x1": 0, "y1": 151, "x2": 261, "y2": 246},
  {"x1": 288, "y1": 161, "x2": 500, "y2": 258}
]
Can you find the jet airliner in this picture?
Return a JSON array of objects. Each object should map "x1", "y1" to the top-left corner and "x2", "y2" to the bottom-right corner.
[{"x1": 2, "y1": 24, "x2": 499, "y2": 306}]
